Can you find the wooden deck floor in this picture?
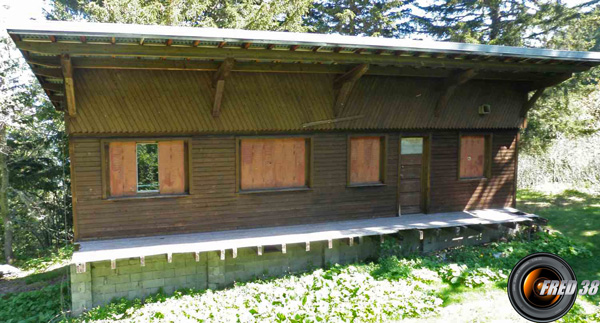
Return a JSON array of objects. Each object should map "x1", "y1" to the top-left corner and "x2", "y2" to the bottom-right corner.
[{"x1": 72, "y1": 208, "x2": 537, "y2": 264}]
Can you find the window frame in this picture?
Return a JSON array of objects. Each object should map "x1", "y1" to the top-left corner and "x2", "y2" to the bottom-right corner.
[
  {"x1": 347, "y1": 134, "x2": 388, "y2": 187},
  {"x1": 457, "y1": 133, "x2": 493, "y2": 181},
  {"x1": 100, "y1": 137, "x2": 193, "y2": 200},
  {"x1": 235, "y1": 135, "x2": 313, "y2": 194}
]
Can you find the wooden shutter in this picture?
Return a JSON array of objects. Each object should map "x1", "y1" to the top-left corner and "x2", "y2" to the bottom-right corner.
[
  {"x1": 460, "y1": 136, "x2": 485, "y2": 178},
  {"x1": 240, "y1": 138, "x2": 306, "y2": 190},
  {"x1": 350, "y1": 137, "x2": 381, "y2": 184},
  {"x1": 109, "y1": 142, "x2": 137, "y2": 197},
  {"x1": 158, "y1": 141, "x2": 186, "y2": 194}
]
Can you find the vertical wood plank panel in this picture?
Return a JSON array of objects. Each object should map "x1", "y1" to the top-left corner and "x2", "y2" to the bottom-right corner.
[
  {"x1": 350, "y1": 137, "x2": 381, "y2": 184},
  {"x1": 109, "y1": 142, "x2": 137, "y2": 196},
  {"x1": 240, "y1": 138, "x2": 306, "y2": 190},
  {"x1": 460, "y1": 136, "x2": 485, "y2": 178},
  {"x1": 158, "y1": 141, "x2": 186, "y2": 194}
]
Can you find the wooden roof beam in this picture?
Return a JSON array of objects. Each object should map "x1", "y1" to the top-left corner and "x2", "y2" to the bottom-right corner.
[
  {"x1": 32, "y1": 67, "x2": 63, "y2": 78},
  {"x1": 61, "y1": 54, "x2": 76, "y2": 117},
  {"x1": 519, "y1": 88, "x2": 545, "y2": 128},
  {"x1": 41, "y1": 82, "x2": 63, "y2": 92},
  {"x1": 211, "y1": 58, "x2": 235, "y2": 117},
  {"x1": 434, "y1": 69, "x2": 477, "y2": 117},
  {"x1": 333, "y1": 63, "x2": 369, "y2": 116}
]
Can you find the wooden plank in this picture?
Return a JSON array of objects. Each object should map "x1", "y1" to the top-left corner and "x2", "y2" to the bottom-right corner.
[
  {"x1": 158, "y1": 141, "x2": 185, "y2": 194},
  {"x1": 211, "y1": 58, "x2": 235, "y2": 117},
  {"x1": 61, "y1": 54, "x2": 76, "y2": 116},
  {"x1": 240, "y1": 138, "x2": 306, "y2": 190},
  {"x1": 333, "y1": 64, "x2": 369, "y2": 116},
  {"x1": 459, "y1": 136, "x2": 485, "y2": 178},
  {"x1": 349, "y1": 136, "x2": 381, "y2": 184},
  {"x1": 434, "y1": 69, "x2": 477, "y2": 117},
  {"x1": 32, "y1": 67, "x2": 63, "y2": 78},
  {"x1": 41, "y1": 82, "x2": 63, "y2": 92},
  {"x1": 108, "y1": 142, "x2": 137, "y2": 197}
]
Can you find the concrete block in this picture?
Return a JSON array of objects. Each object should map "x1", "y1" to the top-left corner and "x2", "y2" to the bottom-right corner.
[{"x1": 142, "y1": 278, "x2": 165, "y2": 289}]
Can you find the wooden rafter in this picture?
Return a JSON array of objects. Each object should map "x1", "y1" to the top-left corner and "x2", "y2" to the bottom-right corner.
[
  {"x1": 32, "y1": 67, "x2": 63, "y2": 78},
  {"x1": 433, "y1": 69, "x2": 477, "y2": 117},
  {"x1": 61, "y1": 54, "x2": 76, "y2": 116},
  {"x1": 520, "y1": 88, "x2": 545, "y2": 119},
  {"x1": 41, "y1": 82, "x2": 63, "y2": 92},
  {"x1": 211, "y1": 58, "x2": 235, "y2": 117},
  {"x1": 333, "y1": 63, "x2": 369, "y2": 116}
]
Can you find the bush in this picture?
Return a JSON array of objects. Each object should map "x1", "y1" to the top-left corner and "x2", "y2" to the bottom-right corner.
[{"x1": 0, "y1": 283, "x2": 70, "y2": 323}]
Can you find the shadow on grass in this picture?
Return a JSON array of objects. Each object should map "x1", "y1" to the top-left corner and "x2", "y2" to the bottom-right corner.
[{"x1": 518, "y1": 189, "x2": 600, "y2": 302}]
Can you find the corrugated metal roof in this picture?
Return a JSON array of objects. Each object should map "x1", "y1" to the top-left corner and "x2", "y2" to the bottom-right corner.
[
  {"x1": 69, "y1": 69, "x2": 523, "y2": 134},
  {"x1": 8, "y1": 20, "x2": 600, "y2": 63}
]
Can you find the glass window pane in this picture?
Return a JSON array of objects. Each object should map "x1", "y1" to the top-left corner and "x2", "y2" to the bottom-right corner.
[
  {"x1": 137, "y1": 143, "x2": 159, "y2": 192},
  {"x1": 401, "y1": 138, "x2": 423, "y2": 155}
]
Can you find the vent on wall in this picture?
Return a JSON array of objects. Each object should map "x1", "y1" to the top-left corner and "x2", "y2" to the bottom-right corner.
[{"x1": 479, "y1": 104, "x2": 491, "y2": 115}]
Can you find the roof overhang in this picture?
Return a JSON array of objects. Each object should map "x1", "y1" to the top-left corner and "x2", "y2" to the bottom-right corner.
[{"x1": 7, "y1": 20, "x2": 600, "y2": 112}]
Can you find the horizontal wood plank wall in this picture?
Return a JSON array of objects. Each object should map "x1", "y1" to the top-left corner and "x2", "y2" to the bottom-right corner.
[
  {"x1": 429, "y1": 130, "x2": 517, "y2": 213},
  {"x1": 72, "y1": 134, "x2": 399, "y2": 240}
]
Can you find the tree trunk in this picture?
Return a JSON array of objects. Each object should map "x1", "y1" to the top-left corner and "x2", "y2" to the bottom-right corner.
[{"x1": 0, "y1": 125, "x2": 14, "y2": 264}]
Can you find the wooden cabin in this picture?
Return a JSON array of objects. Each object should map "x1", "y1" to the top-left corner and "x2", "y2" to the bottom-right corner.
[{"x1": 8, "y1": 21, "x2": 600, "y2": 314}]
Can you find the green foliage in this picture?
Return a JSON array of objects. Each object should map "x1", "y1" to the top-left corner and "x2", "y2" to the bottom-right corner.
[
  {"x1": 16, "y1": 245, "x2": 73, "y2": 273},
  {"x1": 46, "y1": 0, "x2": 313, "y2": 32},
  {"x1": 136, "y1": 143, "x2": 159, "y2": 192},
  {"x1": 75, "y1": 265, "x2": 442, "y2": 322},
  {"x1": 0, "y1": 283, "x2": 70, "y2": 323},
  {"x1": 304, "y1": 0, "x2": 414, "y2": 37},
  {"x1": 373, "y1": 231, "x2": 592, "y2": 290}
]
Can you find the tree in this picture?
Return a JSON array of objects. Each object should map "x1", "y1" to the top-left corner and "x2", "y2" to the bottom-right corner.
[
  {"x1": 47, "y1": 0, "x2": 313, "y2": 31},
  {"x1": 304, "y1": 0, "x2": 415, "y2": 37},
  {"x1": 412, "y1": 0, "x2": 600, "y2": 46}
]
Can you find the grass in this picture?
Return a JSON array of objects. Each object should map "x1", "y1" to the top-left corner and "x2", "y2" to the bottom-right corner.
[{"x1": 518, "y1": 189, "x2": 600, "y2": 302}]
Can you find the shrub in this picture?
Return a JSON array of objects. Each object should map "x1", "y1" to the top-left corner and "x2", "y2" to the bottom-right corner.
[{"x1": 0, "y1": 283, "x2": 70, "y2": 323}]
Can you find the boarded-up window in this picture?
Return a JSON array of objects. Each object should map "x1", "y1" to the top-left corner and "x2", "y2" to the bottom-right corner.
[
  {"x1": 109, "y1": 142, "x2": 137, "y2": 197},
  {"x1": 107, "y1": 140, "x2": 187, "y2": 197},
  {"x1": 240, "y1": 138, "x2": 307, "y2": 190},
  {"x1": 158, "y1": 141, "x2": 185, "y2": 194},
  {"x1": 460, "y1": 135, "x2": 486, "y2": 178},
  {"x1": 349, "y1": 136, "x2": 383, "y2": 184}
]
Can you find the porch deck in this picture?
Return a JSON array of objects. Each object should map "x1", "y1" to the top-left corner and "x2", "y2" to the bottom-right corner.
[{"x1": 72, "y1": 208, "x2": 539, "y2": 266}]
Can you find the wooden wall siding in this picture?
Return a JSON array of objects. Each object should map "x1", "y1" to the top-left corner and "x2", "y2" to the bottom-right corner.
[
  {"x1": 459, "y1": 136, "x2": 485, "y2": 178},
  {"x1": 429, "y1": 131, "x2": 517, "y2": 213},
  {"x1": 158, "y1": 141, "x2": 186, "y2": 194},
  {"x1": 240, "y1": 138, "x2": 306, "y2": 190},
  {"x1": 350, "y1": 137, "x2": 381, "y2": 184},
  {"x1": 108, "y1": 142, "x2": 136, "y2": 197},
  {"x1": 71, "y1": 134, "x2": 400, "y2": 240},
  {"x1": 67, "y1": 69, "x2": 526, "y2": 135}
]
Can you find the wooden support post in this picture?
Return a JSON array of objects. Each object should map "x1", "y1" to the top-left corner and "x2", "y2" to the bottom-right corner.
[
  {"x1": 211, "y1": 58, "x2": 235, "y2": 117},
  {"x1": 194, "y1": 252, "x2": 200, "y2": 262},
  {"x1": 418, "y1": 230, "x2": 424, "y2": 240},
  {"x1": 519, "y1": 88, "x2": 545, "y2": 128},
  {"x1": 257, "y1": 245, "x2": 263, "y2": 256},
  {"x1": 111, "y1": 259, "x2": 116, "y2": 270},
  {"x1": 61, "y1": 54, "x2": 76, "y2": 116},
  {"x1": 220, "y1": 249, "x2": 225, "y2": 260},
  {"x1": 232, "y1": 248, "x2": 237, "y2": 258},
  {"x1": 434, "y1": 69, "x2": 476, "y2": 117},
  {"x1": 305, "y1": 241, "x2": 310, "y2": 252},
  {"x1": 348, "y1": 237, "x2": 354, "y2": 246},
  {"x1": 76, "y1": 263, "x2": 86, "y2": 273},
  {"x1": 380, "y1": 235, "x2": 385, "y2": 244},
  {"x1": 358, "y1": 236, "x2": 364, "y2": 245},
  {"x1": 140, "y1": 256, "x2": 145, "y2": 267},
  {"x1": 333, "y1": 64, "x2": 369, "y2": 116},
  {"x1": 328, "y1": 239, "x2": 333, "y2": 249},
  {"x1": 167, "y1": 253, "x2": 173, "y2": 263},
  {"x1": 281, "y1": 244, "x2": 287, "y2": 254}
]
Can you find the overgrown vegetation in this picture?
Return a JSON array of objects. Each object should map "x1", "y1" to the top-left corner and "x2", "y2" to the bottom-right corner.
[{"x1": 0, "y1": 281, "x2": 70, "y2": 323}]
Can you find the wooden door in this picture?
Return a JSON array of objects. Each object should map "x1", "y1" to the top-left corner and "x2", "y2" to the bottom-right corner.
[{"x1": 399, "y1": 137, "x2": 428, "y2": 215}]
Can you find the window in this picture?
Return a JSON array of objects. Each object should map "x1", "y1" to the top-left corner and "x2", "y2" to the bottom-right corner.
[
  {"x1": 459, "y1": 135, "x2": 491, "y2": 179},
  {"x1": 348, "y1": 136, "x2": 386, "y2": 186},
  {"x1": 239, "y1": 138, "x2": 310, "y2": 192},
  {"x1": 104, "y1": 140, "x2": 189, "y2": 198}
]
